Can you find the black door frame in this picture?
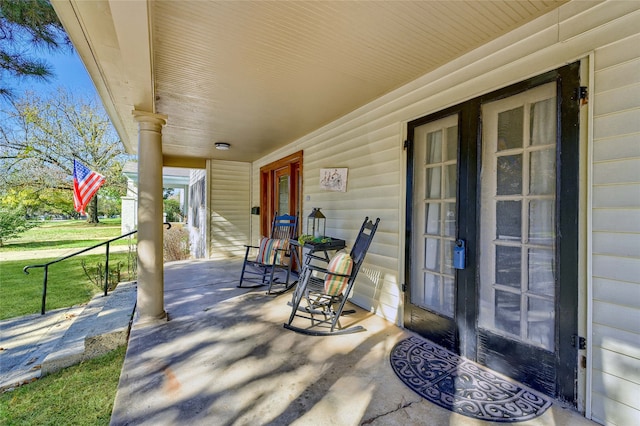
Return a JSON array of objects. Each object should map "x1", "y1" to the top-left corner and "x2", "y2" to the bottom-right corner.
[{"x1": 404, "y1": 62, "x2": 580, "y2": 404}]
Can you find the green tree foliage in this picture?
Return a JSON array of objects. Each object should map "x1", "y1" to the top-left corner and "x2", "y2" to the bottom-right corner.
[
  {"x1": 2, "y1": 186, "x2": 73, "y2": 218},
  {"x1": 97, "y1": 191, "x2": 122, "y2": 218},
  {"x1": 0, "y1": 0, "x2": 70, "y2": 99},
  {"x1": 0, "y1": 207, "x2": 36, "y2": 246},
  {"x1": 0, "y1": 89, "x2": 132, "y2": 223},
  {"x1": 163, "y1": 198, "x2": 182, "y2": 222}
]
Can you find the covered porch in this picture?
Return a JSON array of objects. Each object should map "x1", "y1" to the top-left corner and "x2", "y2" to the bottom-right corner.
[
  {"x1": 50, "y1": 0, "x2": 576, "y2": 323},
  {"x1": 111, "y1": 258, "x2": 593, "y2": 425},
  {"x1": 51, "y1": 1, "x2": 640, "y2": 423}
]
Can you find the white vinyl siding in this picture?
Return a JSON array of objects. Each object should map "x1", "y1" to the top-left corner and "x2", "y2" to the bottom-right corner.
[
  {"x1": 590, "y1": 30, "x2": 640, "y2": 425},
  {"x1": 247, "y1": 3, "x2": 640, "y2": 423},
  {"x1": 208, "y1": 160, "x2": 251, "y2": 259},
  {"x1": 253, "y1": 126, "x2": 403, "y2": 323},
  {"x1": 303, "y1": 129, "x2": 402, "y2": 321},
  {"x1": 253, "y1": 1, "x2": 637, "y2": 314}
]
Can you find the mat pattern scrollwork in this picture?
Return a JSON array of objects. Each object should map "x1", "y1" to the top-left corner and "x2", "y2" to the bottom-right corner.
[{"x1": 390, "y1": 336, "x2": 552, "y2": 422}]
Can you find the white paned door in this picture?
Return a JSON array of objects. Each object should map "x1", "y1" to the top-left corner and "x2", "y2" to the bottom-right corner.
[
  {"x1": 412, "y1": 114, "x2": 459, "y2": 318},
  {"x1": 405, "y1": 63, "x2": 580, "y2": 402},
  {"x1": 479, "y1": 83, "x2": 557, "y2": 351}
]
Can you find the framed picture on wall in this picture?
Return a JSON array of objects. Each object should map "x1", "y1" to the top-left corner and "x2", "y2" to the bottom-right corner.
[{"x1": 320, "y1": 168, "x2": 348, "y2": 192}]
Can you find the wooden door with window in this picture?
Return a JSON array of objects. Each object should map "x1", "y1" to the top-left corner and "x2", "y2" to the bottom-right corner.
[
  {"x1": 260, "y1": 151, "x2": 302, "y2": 237},
  {"x1": 405, "y1": 63, "x2": 580, "y2": 404}
]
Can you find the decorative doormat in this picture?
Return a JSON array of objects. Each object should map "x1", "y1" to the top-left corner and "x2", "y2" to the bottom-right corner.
[{"x1": 390, "y1": 336, "x2": 552, "y2": 422}]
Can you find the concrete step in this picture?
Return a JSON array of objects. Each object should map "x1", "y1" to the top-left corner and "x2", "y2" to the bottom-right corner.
[
  {"x1": 0, "y1": 306, "x2": 85, "y2": 391},
  {"x1": 40, "y1": 281, "x2": 137, "y2": 375}
]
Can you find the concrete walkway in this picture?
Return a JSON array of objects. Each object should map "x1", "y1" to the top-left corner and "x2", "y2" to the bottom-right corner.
[
  {"x1": 0, "y1": 243, "x2": 134, "y2": 390},
  {"x1": 111, "y1": 259, "x2": 596, "y2": 426},
  {"x1": 0, "y1": 305, "x2": 85, "y2": 390},
  {"x1": 0, "y1": 281, "x2": 137, "y2": 392},
  {"x1": 0, "y1": 244, "x2": 131, "y2": 262}
]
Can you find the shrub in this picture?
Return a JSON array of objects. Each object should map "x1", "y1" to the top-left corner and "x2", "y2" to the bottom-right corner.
[
  {"x1": 0, "y1": 209, "x2": 37, "y2": 247},
  {"x1": 163, "y1": 198, "x2": 182, "y2": 222},
  {"x1": 164, "y1": 224, "x2": 190, "y2": 262}
]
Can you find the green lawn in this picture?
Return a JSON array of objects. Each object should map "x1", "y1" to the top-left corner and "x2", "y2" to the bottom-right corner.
[
  {"x1": 0, "y1": 252, "x2": 135, "y2": 320},
  {"x1": 0, "y1": 219, "x2": 134, "y2": 252},
  {"x1": 0, "y1": 345, "x2": 126, "y2": 426},
  {"x1": 0, "y1": 219, "x2": 133, "y2": 425},
  {"x1": 0, "y1": 219, "x2": 137, "y2": 320}
]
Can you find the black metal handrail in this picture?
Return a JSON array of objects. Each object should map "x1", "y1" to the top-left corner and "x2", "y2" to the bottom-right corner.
[{"x1": 23, "y1": 222, "x2": 171, "y2": 315}]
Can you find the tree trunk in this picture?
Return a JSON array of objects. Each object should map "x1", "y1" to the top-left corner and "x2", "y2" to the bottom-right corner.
[{"x1": 86, "y1": 195, "x2": 100, "y2": 224}]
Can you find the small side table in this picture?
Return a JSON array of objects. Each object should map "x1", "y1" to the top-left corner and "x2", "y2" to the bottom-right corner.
[
  {"x1": 288, "y1": 237, "x2": 346, "y2": 301},
  {"x1": 289, "y1": 237, "x2": 346, "y2": 272}
]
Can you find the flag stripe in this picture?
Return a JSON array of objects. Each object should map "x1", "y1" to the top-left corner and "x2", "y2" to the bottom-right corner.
[{"x1": 73, "y1": 159, "x2": 106, "y2": 214}]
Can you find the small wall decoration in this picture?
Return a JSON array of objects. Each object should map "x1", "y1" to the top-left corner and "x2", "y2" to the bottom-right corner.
[{"x1": 320, "y1": 168, "x2": 348, "y2": 192}]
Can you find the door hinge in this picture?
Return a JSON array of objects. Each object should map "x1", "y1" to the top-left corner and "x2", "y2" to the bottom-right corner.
[
  {"x1": 572, "y1": 335, "x2": 586, "y2": 350},
  {"x1": 402, "y1": 283, "x2": 407, "y2": 292},
  {"x1": 403, "y1": 139, "x2": 411, "y2": 150}
]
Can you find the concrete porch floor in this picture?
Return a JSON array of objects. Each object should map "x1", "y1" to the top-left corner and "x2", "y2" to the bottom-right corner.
[{"x1": 110, "y1": 259, "x2": 596, "y2": 426}]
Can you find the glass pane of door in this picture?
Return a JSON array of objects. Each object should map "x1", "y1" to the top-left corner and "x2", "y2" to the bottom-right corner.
[
  {"x1": 479, "y1": 83, "x2": 557, "y2": 351},
  {"x1": 274, "y1": 166, "x2": 291, "y2": 216},
  {"x1": 412, "y1": 114, "x2": 458, "y2": 317},
  {"x1": 277, "y1": 175, "x2": 289, "y2": 214}
]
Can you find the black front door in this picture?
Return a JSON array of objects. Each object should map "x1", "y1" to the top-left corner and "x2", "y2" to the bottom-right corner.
[{"x1": 404, "y1": 63, "x2": 580, "y2": 404}]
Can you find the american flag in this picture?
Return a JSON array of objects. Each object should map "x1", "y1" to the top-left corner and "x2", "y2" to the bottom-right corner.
[{"x1": 73, "y1": 159, "x2": 106, "y2": 214}]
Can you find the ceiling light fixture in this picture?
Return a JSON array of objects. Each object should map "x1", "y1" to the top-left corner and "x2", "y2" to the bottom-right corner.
[{"x1": 215, "y1": 142, "x2": 231, "y2": 150}]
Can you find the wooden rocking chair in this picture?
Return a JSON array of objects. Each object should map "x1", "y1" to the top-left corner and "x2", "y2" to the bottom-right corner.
[
  {"x1": 238, "y1": 212, "x2": 298, "y2": 294},
  {"x1": 284, "y1": 217, "x2": 380, "y2": 335}
]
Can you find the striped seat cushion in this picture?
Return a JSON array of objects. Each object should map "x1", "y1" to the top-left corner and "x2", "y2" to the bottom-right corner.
[
  {"x1": 324, "y1": 252, "x2": 353, "y2": 296},
  {"x1": 256, "y1": 237, "x2": 288, "y2": 265}
]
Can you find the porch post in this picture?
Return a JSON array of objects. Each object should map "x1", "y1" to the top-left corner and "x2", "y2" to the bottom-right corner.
[{"x1": 132, "y1": 110, "x2": 168, "y2": 323}]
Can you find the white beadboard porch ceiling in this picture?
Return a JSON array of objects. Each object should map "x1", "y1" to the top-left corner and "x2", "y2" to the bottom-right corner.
[{"x1": 54, "y1": 0, "x2": 568, "y2": 165}]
